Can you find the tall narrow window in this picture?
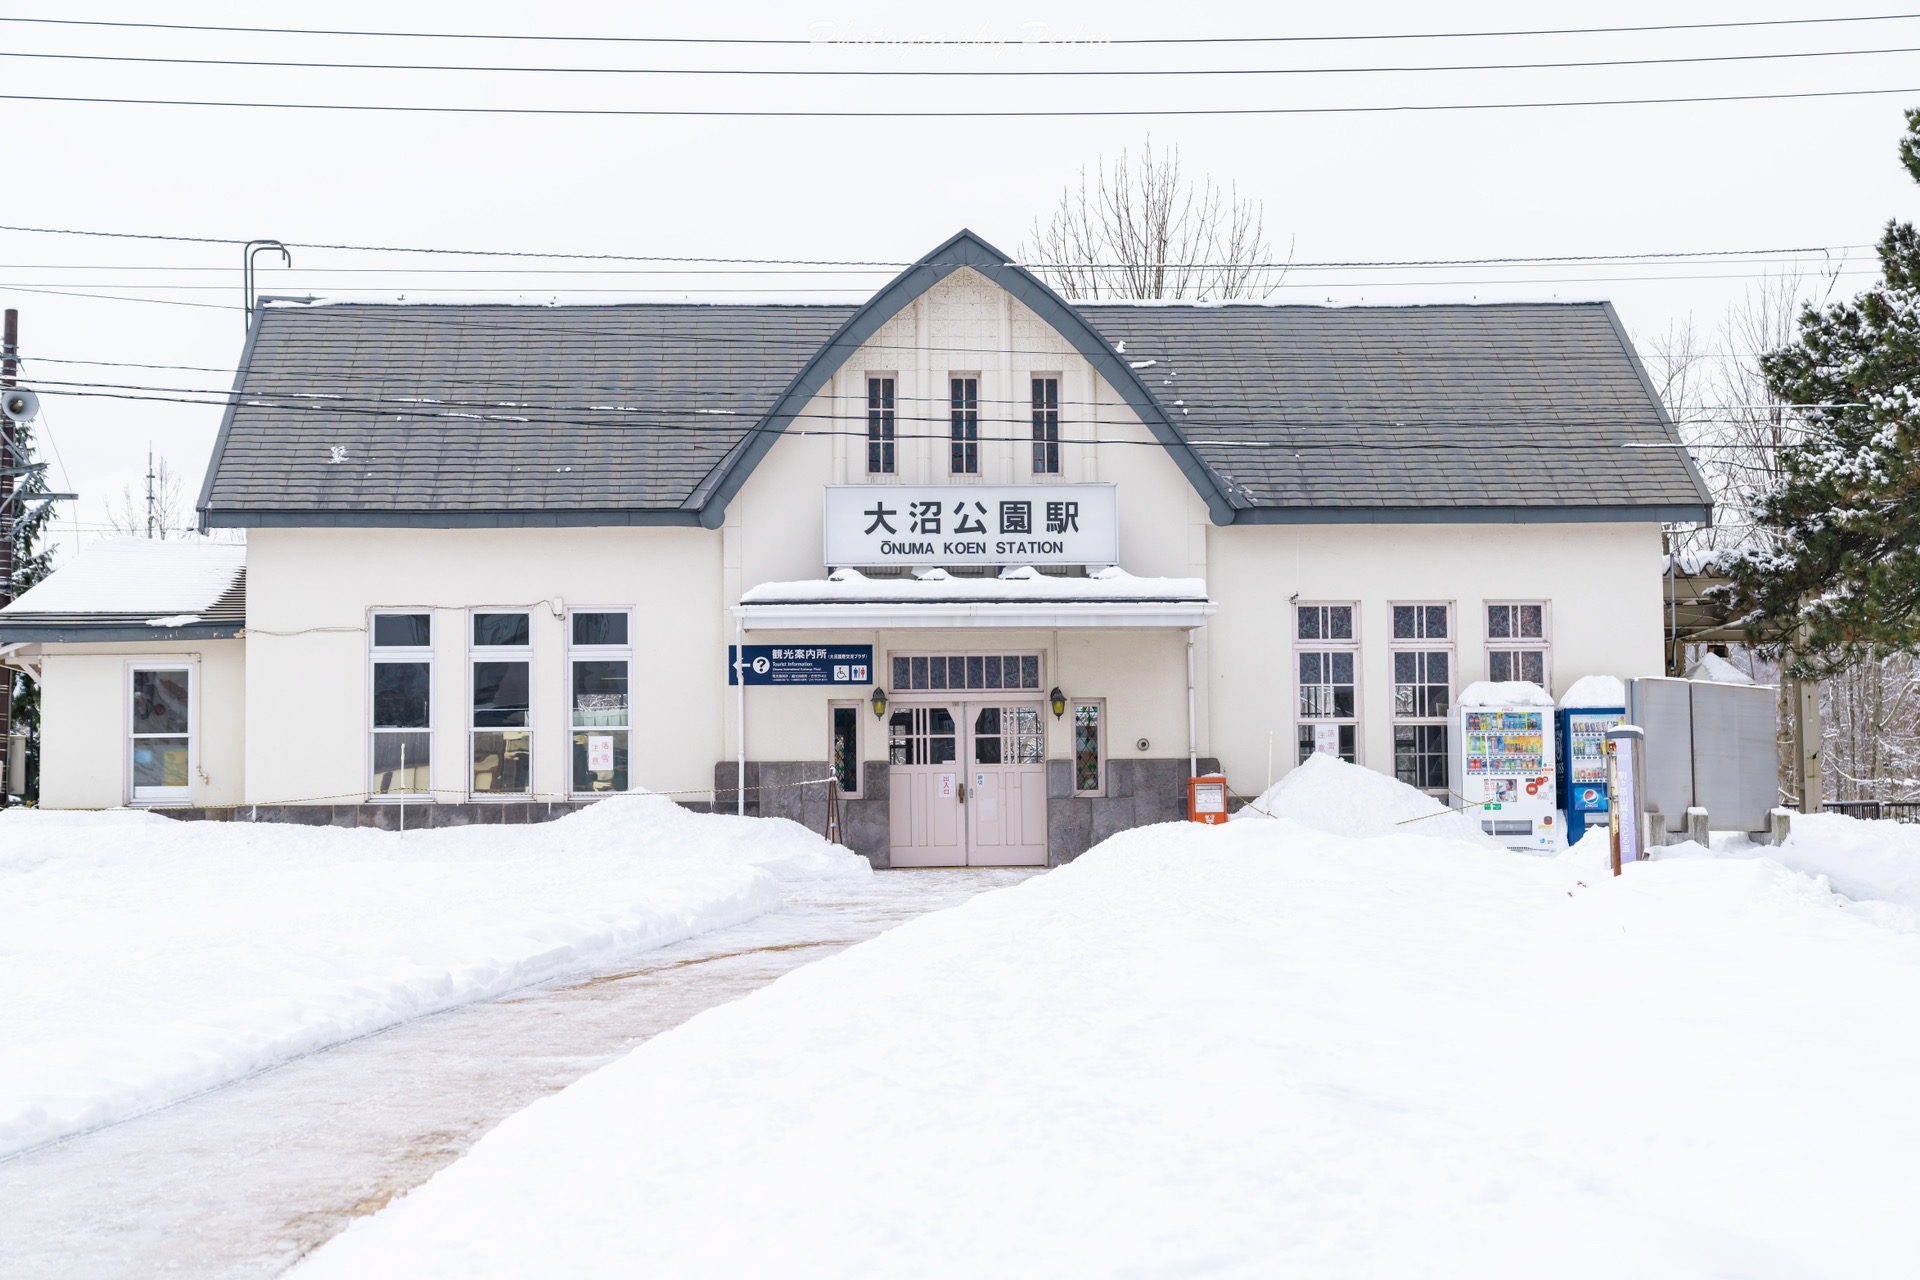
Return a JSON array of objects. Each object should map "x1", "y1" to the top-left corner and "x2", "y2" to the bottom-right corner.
[
  {"x1": 1031, "y1": 376, "x2": 1061, "y2": 475},
  {"x1": 1486, "y1": 602, "x2": 1550, "y2": 689},
  {"x1": 129, "y1": 665, "x2": 191, "y2": 801},
  {"x1": 570, "y1": 610, "x2": 630, "y2": 795},
  {"x1": 1295, "y1": 603, "x2": 1359, "y2": 764},
  {"x1": 472, "y1": 610, "x2": 532, "y2": 795},
  {"x1": 1390, "y1": 603, "x2": 1453, "y2": 798},
  {"x1": 830, "y1": 703, "x2": 860, "y2": 794},
  {"x1": 949, "y1": 375, "x2": 979, "y2": 475},
  {"x1": 866, "y1": 375, "x2": 896, "y2": 475},
  {"x1": 1073, "y1": 699, "x2": 1104, "y2": 796},
  {"x1": 371, "y1": 610, "x2": 431, "y2": 798}
]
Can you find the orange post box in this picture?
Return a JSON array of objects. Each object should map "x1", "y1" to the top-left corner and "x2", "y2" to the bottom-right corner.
[{"x1": 1188, "y1": 774, "x2": 1229, "y2": 824}]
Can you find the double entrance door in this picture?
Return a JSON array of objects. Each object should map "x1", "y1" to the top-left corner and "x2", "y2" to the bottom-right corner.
[{"x1": 888, "y1": 702, "x2": 1048, "y2": 867}]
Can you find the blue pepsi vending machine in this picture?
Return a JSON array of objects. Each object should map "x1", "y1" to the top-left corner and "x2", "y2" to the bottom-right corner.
[{"x1": 1559, "y1": 704, "x2": 1626, "y2": 842}]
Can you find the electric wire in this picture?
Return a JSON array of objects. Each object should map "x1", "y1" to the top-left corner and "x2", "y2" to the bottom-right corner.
[
  {"x1": 7, "y1": 82, "x2": 1920, "y2": 118},
  {"x1": 2, "y1": 11, "x2": 1913, "y2": 46},
  {"x1": 4, "y1": 42, "x2": 1918, "y2": 79}
]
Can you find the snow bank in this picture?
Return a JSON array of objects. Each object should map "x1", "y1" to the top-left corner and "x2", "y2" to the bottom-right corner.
[
  {"x1": 1686, "y1": 653, "x2": 1758, "y2": 685},
  {"x1": 1458, "y1": 678, "x2": 1554, "y2": 706},
  {"x1": 1559, "y1": 673, "x2": 1626, "y2": 707},
  {"x1": 0, "y1": 795, "x2": 868, "y2": 1159},
  {"x1": 296, "y1": 813, "x2": 1920, "y2": 1279},
  {"x1": 1231, "y1": 752, "x2": 1498, "y2": 846}
]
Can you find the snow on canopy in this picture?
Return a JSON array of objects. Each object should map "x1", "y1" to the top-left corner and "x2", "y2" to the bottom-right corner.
[
  {"x1": 1231, "y1": 753, "x2": 1497, "y2": 846},
  {"x1": 1458, "y1": 680, "x2": 1555, "y2": 707},
  {"x1": 0, "y1": 537, "x2": 245, "y2": 618},
  {"x1": 1559, "y1": 674, "x2": 1627, "y2": 708}
]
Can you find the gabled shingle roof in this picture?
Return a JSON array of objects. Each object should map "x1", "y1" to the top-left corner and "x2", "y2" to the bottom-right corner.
[{"x1": 196, "y1": 231, "x2": 1709, "y2": 528}]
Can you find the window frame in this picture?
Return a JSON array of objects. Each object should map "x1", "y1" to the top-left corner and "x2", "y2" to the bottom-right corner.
[
  {"x1": 887, "y1": 650, "x2": 1045, "y2": 695},
  {"x1": 1389, "y1": 601, "x2": 1454, "y2": 799},
  {"x1": 1293, "y1": 601, "x2": 1361, "y2": 766},
  {"x1": 1031, "y1": 374, "x2": 1062, "y2": 476},
  {"x1": 368, "y1": 608, "x2": 434, "y2": 802},
  {"x1": 865, "y1": 373, "x2": 897, "y2": 476},
  {"x1": 1484, "y1": 600, "x2": 1552, "y2": 693},
  {"x1": 829, "y1": 700, "x2": 862, "y2": 795},
  {"x1": 948, "y1": 373, "x2": 980, "y2": 476},
  {"x1": 469, "y1": 607, "x2": 535, "y2": 799},
  {"x1": 1071, "y1": 697, "x2": 1106, "y2": 797},
  {"x1": 567, "y1": 607, "x2": 632, "y2": 798},
  {"x1": 126, "y1": 660, "x2": 196, "y2": 804}
]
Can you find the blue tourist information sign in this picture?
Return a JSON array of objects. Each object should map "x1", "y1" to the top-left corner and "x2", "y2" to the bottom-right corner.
[{"x1": 727, "y1": 644, "x2": 874, "y2": 687}]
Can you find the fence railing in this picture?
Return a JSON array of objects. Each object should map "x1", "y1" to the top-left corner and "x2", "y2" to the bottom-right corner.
[{"x1": 1825, "y1": 800, "x2": 1920, "y2": 824}]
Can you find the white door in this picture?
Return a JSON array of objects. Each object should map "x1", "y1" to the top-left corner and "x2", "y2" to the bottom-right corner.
[
  {"x1": 887, "y1": 705, "x2": 964, "y2": 867},
  {"x1": 965, "y1": 703, "x2": 1049, "y2": 867}
]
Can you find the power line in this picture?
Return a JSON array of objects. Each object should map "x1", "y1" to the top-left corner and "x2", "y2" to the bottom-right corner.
[
  {"x1": 2, "y1": 12, "x2": 1913, "y2": 46},
  {"x1": 0, "y1": 221, "x2": 1865, "y2": 267},
  {"x1": 7, "y1": 83, "x2": 1920, "y2": 119},
  {"x1": 5, "y1": 42, "x2": 1919, "y2": 79}
]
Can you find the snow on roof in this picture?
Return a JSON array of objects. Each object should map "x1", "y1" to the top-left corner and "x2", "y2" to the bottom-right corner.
[
  {"x1": 1, "y1": 538, "x2": 246, "y2": 617},
  {"x1": 1686, "y1": 653, "x2": 1758, "y2": 686},
  {"x1": 740, "y1": 566, "x2": 1208, "y2": 605},
  {"x1": 1558, "y1": 674, "x2": 1627, "y2": 708},
  {"x1": 1458, "y1": 680, "x2": 1555, "y2": 708}
]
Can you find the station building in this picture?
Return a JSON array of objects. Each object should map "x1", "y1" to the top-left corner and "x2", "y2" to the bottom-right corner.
[{"x1": 0, "y1": 231, "x2": 1710, "y2": 866}]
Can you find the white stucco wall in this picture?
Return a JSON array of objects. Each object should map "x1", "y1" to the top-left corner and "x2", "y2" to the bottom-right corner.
[
  {"x1": 244, "y1": 527, "x2": 723, "y2": 805},
  {"x1": 1204, "y1": 521, "x2": 1667, "y2": 796},
  {"x1": 35, "y1": 638, "x2": 246, "y2": 810}
]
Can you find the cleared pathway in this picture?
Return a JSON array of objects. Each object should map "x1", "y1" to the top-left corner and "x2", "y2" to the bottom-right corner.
[{"x1": 0, "y1": 869, "x2": 1034, "y2": 1279}]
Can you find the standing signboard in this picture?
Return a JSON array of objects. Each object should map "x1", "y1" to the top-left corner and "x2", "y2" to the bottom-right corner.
[
  {"x1": 1606, "y1": 724, "x2": 1646, "y2": 875},
  {"x1": 822, "y1": 484, "x2": 1118, "y2": 568}
]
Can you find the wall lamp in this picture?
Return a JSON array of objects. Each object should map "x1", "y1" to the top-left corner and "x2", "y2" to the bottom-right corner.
[
  {"x1": 871, "y1": 686, "x2": 889, "y2": 718},
  {"x1": 1050, "y1": 687, "x2": 1067, "y2": 718}
]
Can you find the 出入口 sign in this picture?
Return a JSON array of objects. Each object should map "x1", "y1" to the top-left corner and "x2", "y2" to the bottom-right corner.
[
  {"x1": 822, "y1": 484, "x2": 1118, "y2": 567},
  {"x1": 727, "y1": 644, "x2": 874, "y2": 686}
]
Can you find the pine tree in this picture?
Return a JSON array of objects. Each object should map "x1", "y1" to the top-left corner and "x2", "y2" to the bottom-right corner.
[
  {"x1": 1727, "y1": 111, "x2": 1920, "y2": 679},
  {"x1": 5, "y1": 414, "x2": 56, "y2": 803}
]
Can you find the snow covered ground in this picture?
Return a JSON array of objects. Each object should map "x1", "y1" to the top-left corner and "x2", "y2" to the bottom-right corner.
[
  {"x1": 0, "y1": 796, "x2": 868, "y2": 1160},
  {"x1": 297, "y1": 764, "x2": 1920, "y2": 1279}
]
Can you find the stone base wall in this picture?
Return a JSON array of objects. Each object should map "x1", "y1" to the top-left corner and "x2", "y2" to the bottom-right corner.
[
  {"x1": 713, "y1": 760, "x2": 889, "y2": 868},
  {"x1": 1045, "y1": 757, "x2": 1223, "y2": 866},
  {"x1": 157, "y1": 799, "x2": 615, "y2": 828}
]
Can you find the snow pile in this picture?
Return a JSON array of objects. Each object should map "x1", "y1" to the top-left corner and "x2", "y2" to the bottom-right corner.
[
  {"x1": 1558, "y1": 673, "x2": 1626, "y2": 707},
  {"x1": 0, "y1": 795, "x2": 868, "y2": 1159},
  {"x1": 296, "y1": 813, "x2": 1920, "y2": 1279},
  {"x1": 1686, "y1": 653, "x2": 1758, "y2": 685},
  {"x1": 0, "y1": 536, "x2": 244, "y2": 616},
  {"x1": 1231, "y1": 753, "x2": 1497, "y2": 846},
  {"x1": 1718, "y1": 810, "x2": 1920, "y2": 914},
  {"x1": 1458, "y1": 678, "x2": 1554, "y2": 707}
]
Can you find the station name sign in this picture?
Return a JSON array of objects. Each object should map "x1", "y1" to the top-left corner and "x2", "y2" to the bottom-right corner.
[{"x1": 822, "y1": 484, "x2": 1119, "y2": 567}]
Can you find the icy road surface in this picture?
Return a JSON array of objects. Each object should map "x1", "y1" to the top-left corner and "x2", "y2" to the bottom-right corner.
[{"x1": 0, "y1": 870, "x2": 1034, "y2": 1279}]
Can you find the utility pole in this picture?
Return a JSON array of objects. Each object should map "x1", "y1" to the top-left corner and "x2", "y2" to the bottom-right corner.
[
  {"x1": 145, "y1": 446, "x2": 156, "y2": 539},
  {"x1": 1, "y1": 308, "x2": 18, "y2": 808}
]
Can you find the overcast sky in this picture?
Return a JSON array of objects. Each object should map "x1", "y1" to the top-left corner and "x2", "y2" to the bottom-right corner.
[{"x1": 2, "y1": 0, "x2": 1915, "y2": 557}]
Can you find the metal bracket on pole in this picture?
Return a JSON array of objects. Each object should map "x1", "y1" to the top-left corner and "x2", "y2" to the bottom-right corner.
[{"x1": 243, "y1": 240, "x2": 292, "y2": 331}]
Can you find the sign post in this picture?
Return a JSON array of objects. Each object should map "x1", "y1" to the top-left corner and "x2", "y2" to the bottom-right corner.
[{"x1": 1605, "y1": 724, "x2": 1646, "y2": 877}]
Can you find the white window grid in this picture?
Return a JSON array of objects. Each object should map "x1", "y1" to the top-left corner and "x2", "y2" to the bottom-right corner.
[
  {"x1": 127, "y1": 661, "x2": 195, "y2": 804},
  {"x1": 1485, "y1": 600, "x2": 1552, "y2": 692},
  {"x1": 469, "y1": 608, "x2": 535, "y2": 799},
  {"x1": 949, "y1": 374, "x2": 980, "y2": 476},
  {"x1": 1389, "y1": 602, "x2": 1454, "y2": 798},
  {"x1": 866, "y1": 374, "x2": 897, "y2": 476},
  {"x1": 568, "y1": 608, "x2": 632, "y2": 797},
  {"x1": 1031, "y1": 374, "x2": 1062, "y2": 475},
  {"x1": 368, "y1": 608, "x2": 434, "y2": 801},
  {"x1": 1294, "y1": 602, "x2": 1360, "y2": 765}
]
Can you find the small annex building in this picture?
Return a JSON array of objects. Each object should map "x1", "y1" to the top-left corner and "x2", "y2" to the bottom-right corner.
[{"x1": 0, "y1": 230, "x2": 1710, "y2": 866}]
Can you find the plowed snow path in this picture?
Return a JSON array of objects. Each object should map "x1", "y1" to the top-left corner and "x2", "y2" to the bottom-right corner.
[{"x1": 0, "y1": 870, "x2": 1034, "y2": 1279}]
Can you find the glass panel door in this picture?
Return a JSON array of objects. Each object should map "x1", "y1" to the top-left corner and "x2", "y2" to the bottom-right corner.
[{"x1": 130, "y1": 667, "x2": 191, "y2": 800}]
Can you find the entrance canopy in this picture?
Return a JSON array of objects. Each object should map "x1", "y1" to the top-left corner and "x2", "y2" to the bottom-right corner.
[{"x1": 737, "y1": 567, "x2": 1215, "y2": 631}]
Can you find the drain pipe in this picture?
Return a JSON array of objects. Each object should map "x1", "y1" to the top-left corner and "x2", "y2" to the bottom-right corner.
[
  {"x1": 735, "y1": 614, "x2": 746, "y2": 816},
  {"x1": 1186, "y1": 628, "x2": 1198, "y2": 780}
]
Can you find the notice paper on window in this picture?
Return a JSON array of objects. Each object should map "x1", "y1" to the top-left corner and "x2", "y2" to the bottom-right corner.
[{"x1": 587, "y1": 735, "x2": 615, "y2": 772}]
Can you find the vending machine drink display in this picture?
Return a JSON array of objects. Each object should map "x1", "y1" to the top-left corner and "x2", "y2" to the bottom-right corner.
[
  {"x1": 1452, "y1": 684, "x2": 1559, "y2": 850},
  {"x1": 1559, "y1": 704, "x2": 1625, "y2": 843}
]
